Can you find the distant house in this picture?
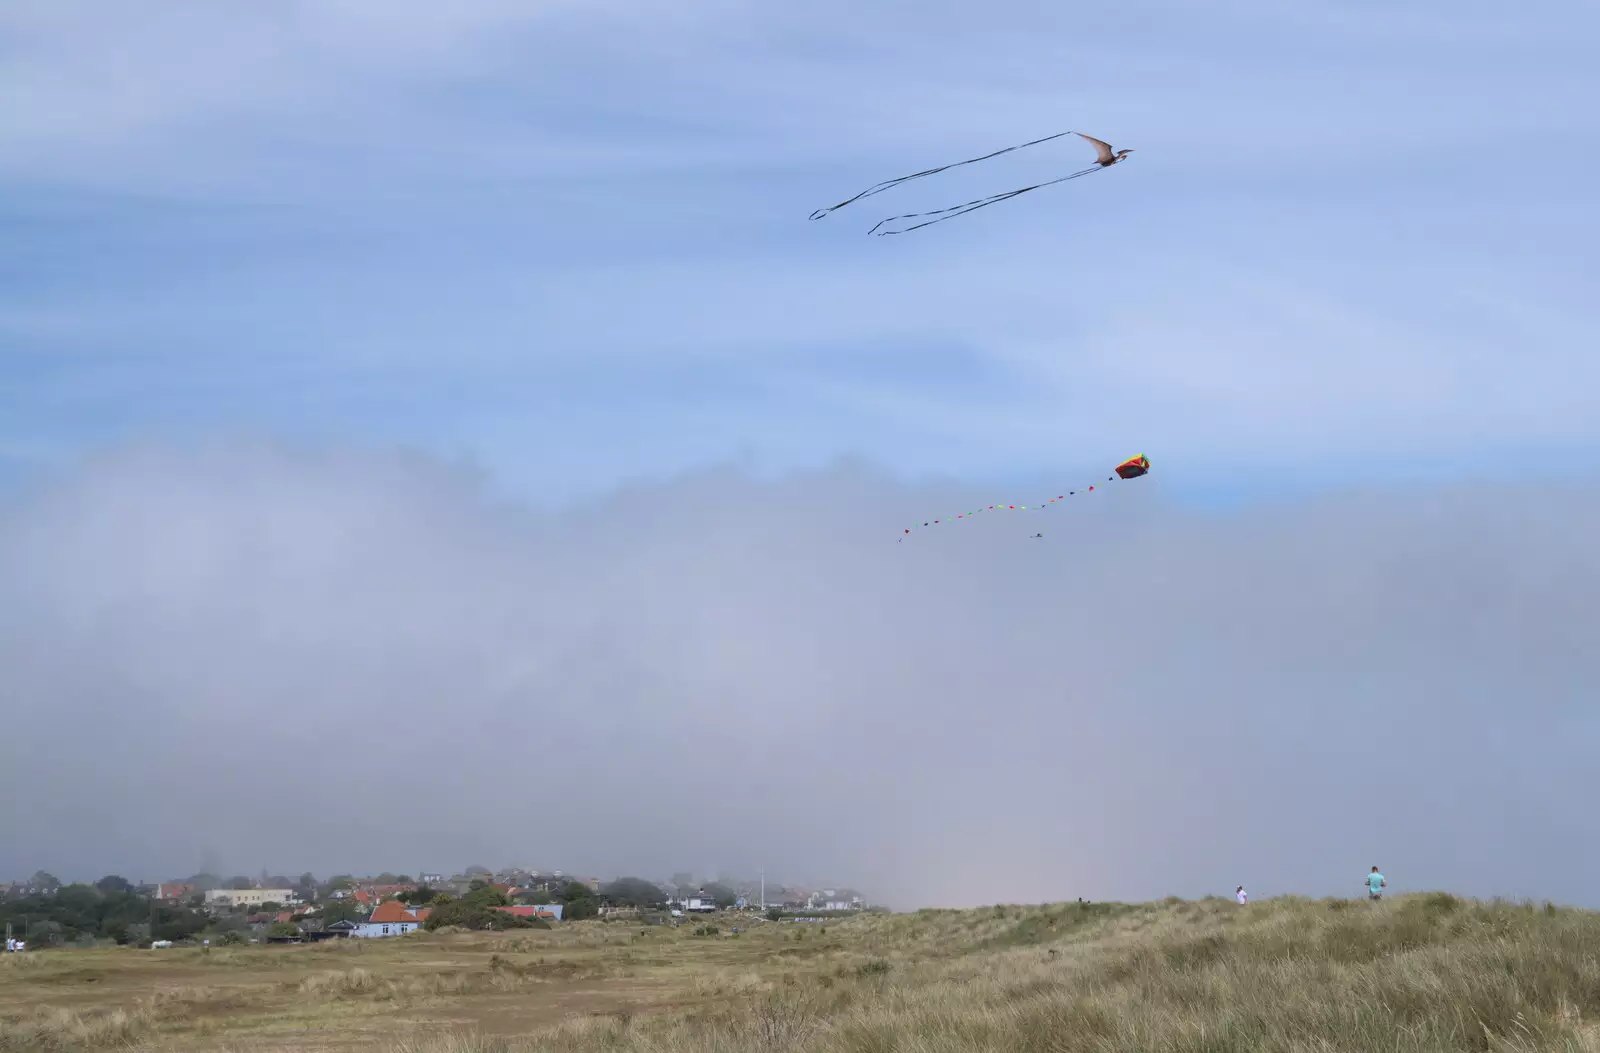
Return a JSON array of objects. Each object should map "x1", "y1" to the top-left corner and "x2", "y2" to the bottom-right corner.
[
  {"x1": 156, "y1": 883, "x2": 194, "y2": 902},
  {"x1": 352, "y1": 900, "x2": 426, "y2": 939},
  {"x1": 205, "y1": 888, "x2": 299, "y2": 908},
  {"x1": 492, "y1": 905, "x2": 563, "y2": 922},
  {"x1": 676, "y1": 890, "x2": 717, "y2": 913}
]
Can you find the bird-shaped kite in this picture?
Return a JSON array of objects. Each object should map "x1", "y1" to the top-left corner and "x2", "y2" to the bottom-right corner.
[
  {"x1": 1077, "y1": 132, "x2": 1134, "y2": 168},
  {"x1": 810, "y1": 129, "x2": 1133, "y2": 236}
]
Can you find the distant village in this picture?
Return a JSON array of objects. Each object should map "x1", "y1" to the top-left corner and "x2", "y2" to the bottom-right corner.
[{"x1": 0, "y1": 867, "x2": 875, "y2": 949}]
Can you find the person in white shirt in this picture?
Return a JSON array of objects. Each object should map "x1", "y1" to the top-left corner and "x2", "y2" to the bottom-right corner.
[{"x1": 1235, "y1": 886, "x2": 1248, "y2": 905}]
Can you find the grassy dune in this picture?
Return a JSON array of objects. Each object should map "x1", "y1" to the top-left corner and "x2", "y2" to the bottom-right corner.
[{"x1": 5, "y1": 894, "x2": 1599, "y2": 1052}]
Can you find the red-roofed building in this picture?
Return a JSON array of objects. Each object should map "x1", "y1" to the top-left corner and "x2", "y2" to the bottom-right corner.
[
  {"x1": 492, "y1": 905, "x2": 563, "y2": 922},
  {"x1": 156, "y1": 883, "x2": 194, "y2": 902},
  {"x1": 354, "y1": 900, "x2": 425, "y2": 938}
]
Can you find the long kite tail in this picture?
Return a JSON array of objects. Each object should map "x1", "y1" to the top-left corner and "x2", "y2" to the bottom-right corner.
[
  {"x1": 899, "y1": 470, "x2": 1134, "y2": 540},
  {"x1": 870, "y1": 164, "x2": 1103, "y2": 236},
  {"x1": 808, "y1": 131, "x2": 1076, "y2": 221}
]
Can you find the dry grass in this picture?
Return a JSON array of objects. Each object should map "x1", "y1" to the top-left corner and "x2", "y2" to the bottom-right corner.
[{"x1": 4, "y1": 895, "x2": 1599, "y2": 1052}]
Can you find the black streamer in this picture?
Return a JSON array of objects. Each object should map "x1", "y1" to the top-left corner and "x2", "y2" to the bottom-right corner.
[
  {"x1": 807, "y1": 131, "x2": 1076, "y2": 221},
  {"x1": 870, "y1": 164, "x2": 1104, "y2": 236}
]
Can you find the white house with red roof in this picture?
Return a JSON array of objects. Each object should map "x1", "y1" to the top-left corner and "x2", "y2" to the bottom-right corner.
[{"x1": 352, "y1": 900, "x2": 429, "y2": 938}]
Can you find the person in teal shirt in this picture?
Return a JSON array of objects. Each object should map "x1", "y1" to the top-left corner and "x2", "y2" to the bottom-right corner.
[{"x1": 1367, "y1": 867, "x2": 1386, "y2": 900}]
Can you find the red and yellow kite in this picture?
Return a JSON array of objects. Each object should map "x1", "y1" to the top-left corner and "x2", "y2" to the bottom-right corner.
[{"x1": 1114, "y1": 454, "x2": 1150, "y2": 479}]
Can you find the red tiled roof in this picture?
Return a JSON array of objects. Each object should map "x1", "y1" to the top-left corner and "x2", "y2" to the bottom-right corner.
[
  {"x1": 366, "y1": 884, "x2": 416, "y2": 896},
  {"x1": 368, "y1": 900, "x2": 420, "y2": 924},
  {"x1": 276, "y1": 912, "x2": 293, "y2": 924},
  {"x1": 413, "y1": 908, "x2": 432, "y2": 922}
]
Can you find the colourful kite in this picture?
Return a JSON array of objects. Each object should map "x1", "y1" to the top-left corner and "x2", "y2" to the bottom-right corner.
[
  {"x1": 811, "y1": 131, "x2": 1134, "y2": 236},
  {"x1": 899, "y1": 454, "x2": 1150, "y2": 540},
  {"x1": 1115, "y1": 454, "x2": 1150, "y2": 479}
]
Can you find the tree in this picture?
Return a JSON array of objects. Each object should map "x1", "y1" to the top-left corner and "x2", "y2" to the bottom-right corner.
[
  {"x1": 602, "y1": 878, "x2": 668, "y2": 908},
  {"x1": 422, "y1": 901, "x2": 541, "y2": 932},
  {"x1": 226, "y1": 876, "x2": 255, "y2": 890},
  {"x1": 28, "y1": 871, "x2": 62, "y2": 892},
  {"x1": 266, "y1": 921, "x2": 300, "y2": 939},
  {"x1": 398, "y1": 886, "x2": 439, "y2": 906},
  {"x1": 95, "y1": 875, "x2": 136, "y2": 896},
  {"x1": 702, "y1": 882, "x2": 738, "y2": 909},
  {"x1": 559, "y1": 881, "x2": 599, "y2": 920},
  {"x1": 464, "y1": 865, "x2": 492, "y2": 877},
  {"x1": 317, "y1": 900, "x2": 362, "y2": 925},
  {"x1": 151, "y1": 904, "x2": 206, "y2": 943},
  {"x1": 555, "y1": 880, "x2": 595, "y2": 902},
  {"x1": 0, "y1": 886, "x2": 208, "y2": 946},
  {"x1": 462, "y1": 884, "x2": 509, "y2": 909}
]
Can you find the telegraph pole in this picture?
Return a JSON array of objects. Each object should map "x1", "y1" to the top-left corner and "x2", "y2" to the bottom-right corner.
[{"x1": 760, "y1": 867, "x2": 765, "y2": 911}]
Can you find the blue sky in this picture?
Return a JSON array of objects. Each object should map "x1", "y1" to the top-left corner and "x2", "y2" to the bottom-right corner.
[{"x1": 3, "y1": 0, "x2": 1595, "y2": 507}]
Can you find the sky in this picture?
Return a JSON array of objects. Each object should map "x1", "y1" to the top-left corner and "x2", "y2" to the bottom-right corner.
[{"x1": 0, "y1": 0, "x2": 1597, "y2": 908}]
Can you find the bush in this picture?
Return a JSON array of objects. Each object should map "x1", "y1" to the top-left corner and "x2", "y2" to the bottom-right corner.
[
  {"x1": 422, "y1": 901, "x2": 542, "y2": 932},
  {"x1": 602, "y1": 878, "x2": 669, "y2": 908},
  {"x1": 461, "y1": 885, "x2": 509, "y2": 909}
]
